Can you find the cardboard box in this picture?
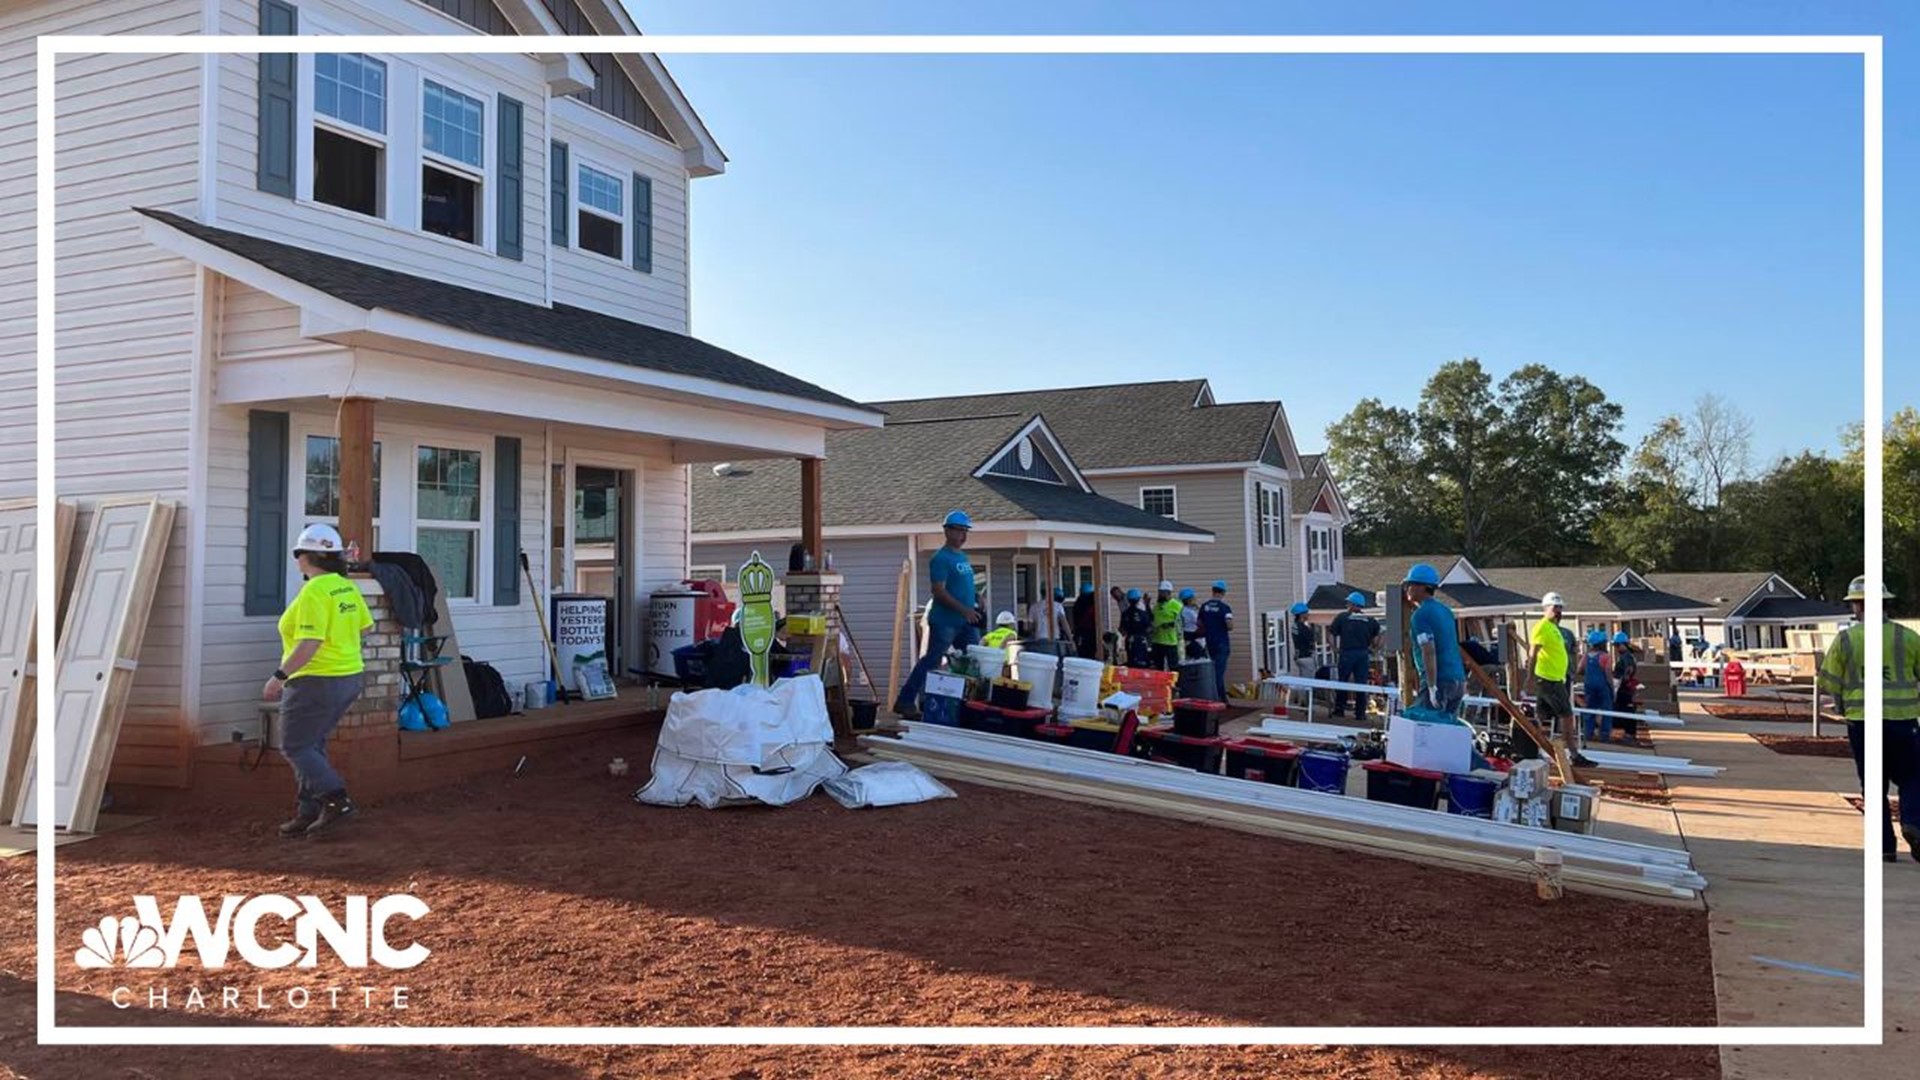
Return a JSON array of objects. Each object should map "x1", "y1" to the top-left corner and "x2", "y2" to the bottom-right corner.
[
  {"x1": 1519, "y1": 794, "x2": 1553, "y2": 829},
  {"x1": 1385, "y1": 712, "x2": 1475, "y2": 775},
  {"x1": 1508, "y1": 759, "x2": 1550, "y2": 800},
  {"x1": 786, "y1": 612, "x2": 827, "y2": 636},
  {"x1": 1552, "y1": 784, "x2": 1598, "y2": 834}
]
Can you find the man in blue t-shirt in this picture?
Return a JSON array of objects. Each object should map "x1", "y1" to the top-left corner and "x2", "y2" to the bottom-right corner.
[
  {"x1": 1402, "y1": 563, "x2": 1465, "y2": 716},
  {"x1": 1197, "y1": 580, "x2": 1235, "y2": 702},
  {"x1": 893, "y1": 509, "x2": 983, "y2": 718}
]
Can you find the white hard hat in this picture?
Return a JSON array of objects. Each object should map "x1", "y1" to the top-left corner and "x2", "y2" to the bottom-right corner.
[
  {"x1": 1541, "y1": 591, "x2": 1565, "y2": 609},
  {"x1": 995, "y1": 610, "x2": 1016, "y2": 627},
  {"x1": 1845, "y1": 575, "x2": 1893, "y2": 601},
  {"x1": 1158, "y1": 580, "x2": 1174, "y2": 592},
  {"x1": 294, "y1": 522, "x2": 345, "y2": 554}
]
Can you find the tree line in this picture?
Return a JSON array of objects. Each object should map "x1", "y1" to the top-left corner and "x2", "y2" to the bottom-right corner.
[{"x1": 1323, "y1": 359, "x2": 1914, "y2": 612}]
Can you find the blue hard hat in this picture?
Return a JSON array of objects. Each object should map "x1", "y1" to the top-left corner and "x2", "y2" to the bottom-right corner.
[
  {"x1": 1587, "y1": 628, "x2": 1608, "y2": 647},
  {"x1": 1289, "y1": 602, "x2": 1310, "y2": 616},
  {"x1": 1212, "y1": 580, "x2": 1228, "y2": 592},
  {"x1": 1126, "y1": 588, "x2": 1142, "y2": 601},
  {"x1": 942, "y1": 509, "x2": 972, "y2": 529},
  {"x1": 1612, "y1": 631, "x2": 1630, "y2": 645},
  {"x1": 1404, "y1": 562, "x2": 1442, "y2": 587},
  {"x1": 1179, "y1": 587, "x2": 1196, "y2": 600},
  {"x1": 1053, "y1": 586, "x2": 1065, "y2": 599},
  {"x1": 1081, "y1": 581, "x2": 1095, "y2": 594},
  {"x1": 1347, "y1": 590, "x2": 1370, "y2": 607}
]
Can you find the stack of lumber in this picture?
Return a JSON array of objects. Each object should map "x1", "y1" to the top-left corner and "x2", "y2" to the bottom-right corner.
[
  {"x1": 863, "y1": 723, "x2": 1707, "y2": 905},
  {"x1": 1635, "y1": 657, "x2": 1677, "y2": 716}
]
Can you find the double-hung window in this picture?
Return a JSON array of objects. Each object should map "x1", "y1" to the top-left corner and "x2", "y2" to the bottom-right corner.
[
  {"x1": 312, "y1": 53, "x2": 387, "y2": 217},
  {"x1": 1309, "y1": 527, "x2": 1332, "y2": 573},
  {"x1": 421, "y1": 80, "x2": 485, "y2": 245},
  {"x1": 1256, "y1": 483, "x2": 1285, "y2": 548},
  {"x1": 1139, "y1": 486, "x2": 1177, "y2": 519},
  {"x1": 300, "y1": 434, "x2": 383, "y2": 549},
  {"x1": 416, "y1": 444, "x2": 485, "y2": 600},
  {"x1": 575, "y1": 163, "x2": 625, "y2": 260}
]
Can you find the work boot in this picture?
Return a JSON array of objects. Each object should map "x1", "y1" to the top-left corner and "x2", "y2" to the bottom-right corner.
[
  {"x1": 277, "y1": 810, "x2": 318, "y2": 838},
  {"x1": 304, "y1": 793, "x2": 356, "y2": 836}
]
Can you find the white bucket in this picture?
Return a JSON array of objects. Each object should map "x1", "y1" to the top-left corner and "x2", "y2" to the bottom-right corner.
[
  {"x1": 1013, "y1": 651, "x2": 1062, "y2": 709},
  {"x1": 965, "y1": 645, "x2": 1008, "y2": 681},
  {"x1": 524, "y1": 681, "x2": 551, "y2": 710},
  {"x1": 1058, "y1": 657, "x2": 1105, "y2": 718}
]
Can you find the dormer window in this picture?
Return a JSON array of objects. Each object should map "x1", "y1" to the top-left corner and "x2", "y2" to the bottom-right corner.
[
  {"x1": 576, "y1": 163, "x2": 625, "y2": 260},
  {"x1": 312, "y1": 53, "x2": 386, "y2": 218},
  {"x1": 421, "y1": 80, "x2": 485, "y2": 245}
]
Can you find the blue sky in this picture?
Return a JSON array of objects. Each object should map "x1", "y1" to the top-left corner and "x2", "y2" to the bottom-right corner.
[{"x1": 621, "y1": 1, "x2": 1912, "y2": 465}]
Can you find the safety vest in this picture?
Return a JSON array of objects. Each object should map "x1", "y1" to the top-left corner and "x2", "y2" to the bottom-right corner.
[
  {"x1": 1818, "y1": 620, "x2": 1920, "y2": 721},
  {"x1": 981, "y1": 627, "x2": 1015, "y2": 649},
  {"x1": 1151, "y1": 599, "x2": 1184, "y2": 646}
]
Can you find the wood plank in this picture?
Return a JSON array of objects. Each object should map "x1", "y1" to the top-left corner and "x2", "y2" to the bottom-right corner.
[
  {"x1": 799, "y1": 456, "x2": 823, "y2": 570},
  {"x1": 336, "y1": 396, "x2": 376, "y2": 556}
]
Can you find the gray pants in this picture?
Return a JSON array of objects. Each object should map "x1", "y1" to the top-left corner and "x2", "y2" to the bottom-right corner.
[{"x1": 279, "y1": 673, "x2": 363, "y2": 815}]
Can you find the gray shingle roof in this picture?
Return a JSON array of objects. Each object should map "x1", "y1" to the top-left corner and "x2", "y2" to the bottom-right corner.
[
  {"x1": 138, "y1": 208, "x2": 869, "y2": 412},
  {"x1": 1743, "y1": 596, "x2": 1853, "y2": 621},
  {"x1": 691, "y1": 414, "x2": 1212, "y2": 537},
  {"x1": 1478, "y1": 565, "x2": 1715, "y2": 616},
  {"x1": 1639, "y1": 571, "x2": 1803, "y2": 620},
  {"x1": 1307, "y1": 582, "x2": 1371, "y2": 611},
  {"x1": 1341, "y1": 555, "x2": 1536, "y2": 613},
  {"x1": 872, "y1": 381, "x2": 1281, "y2": 470}
]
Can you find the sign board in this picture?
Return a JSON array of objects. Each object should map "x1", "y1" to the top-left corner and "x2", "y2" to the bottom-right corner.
[
  {"x1": 550, "y1": 593, "x2": 609, "y2": 688},
  {"x1": 737, "y1": 552, "x2": 777, "y2": 688}
]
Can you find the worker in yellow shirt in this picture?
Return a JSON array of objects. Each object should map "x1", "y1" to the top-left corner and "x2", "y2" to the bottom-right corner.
[
  {"x1": 1819, "y1": 575, "x2": 1920, "y2": 862},
  {"x1": 981, "y1": 611, "x2": 1018, "y2": 650},
  {"x1": 1524, "y1": 591, "x2": 1588, "y2": 767},
  {"x1": 1150, "y1": 580, "x2": 1184, "y2": 671}
]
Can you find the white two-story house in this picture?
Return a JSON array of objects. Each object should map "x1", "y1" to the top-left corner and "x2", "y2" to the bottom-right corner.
[{"x1": 1, "y1": 0, "x2": 881, "y2": 795}]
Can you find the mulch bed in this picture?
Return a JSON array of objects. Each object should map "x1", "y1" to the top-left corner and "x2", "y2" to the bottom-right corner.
[
  {"x1": 0, "y1": 724, "x2": 1720, "y2": 1079},
  {"x1": 1601, "y1": 781, "x2": 1674, "y2": 807},
  {"x1": 1750, "y1": 734, "x2": 1853, "y2": 759},
  {"x1": 1701, "y1": 702, "x2": 1822, "y2": 724}
]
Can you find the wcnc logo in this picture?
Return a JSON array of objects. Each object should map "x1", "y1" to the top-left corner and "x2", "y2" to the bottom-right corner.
[{"x1": 75, "y1": 894, "x2": 430, "y2": 971}]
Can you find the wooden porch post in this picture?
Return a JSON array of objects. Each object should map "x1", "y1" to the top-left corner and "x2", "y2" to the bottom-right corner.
[
  {"x1": 337, "y1": 396, "x2": 376, "y2": 556},
  {"x1": 799, "y1": 456, "x2": 824, "y2": 570},
  {"x1": 1093, "y1": 542, "x2": 1106, "y2": 640}
]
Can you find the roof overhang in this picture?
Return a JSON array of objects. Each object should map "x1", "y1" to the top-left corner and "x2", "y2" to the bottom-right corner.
[
  {"x1": 143, "y1": 215, "x2": 881, "y2": 442},
  {"x1": 492, "y1": 0, "x2": 596, "y2": 93},
  {"x1": 1081, "y1": 462, "x2": 1258, "y2": 477},
  {"x1": 696, "y1": 519, "x2": 1213, "y2": 557},
  {"x1": 573, "y1": 0, "x2": 728, "y2": 176}
]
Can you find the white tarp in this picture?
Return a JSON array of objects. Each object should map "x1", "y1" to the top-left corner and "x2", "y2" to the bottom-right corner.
[
  {"x1": 823, "y1": 761, "x2": 957, "y2": 809},
  {"x1": 634, "y1": 675, "x2": 847, "y2": 809}
]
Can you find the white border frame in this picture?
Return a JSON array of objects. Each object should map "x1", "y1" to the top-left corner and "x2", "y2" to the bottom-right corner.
[{"x1": 35, "y1": 32, "x2": 1882, "y2": 1048}]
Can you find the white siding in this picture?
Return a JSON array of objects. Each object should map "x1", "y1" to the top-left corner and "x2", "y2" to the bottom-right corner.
[
  {"x1": 0, "y1": 0, "x2": 208, "y2": 785},
  {"x1": 214, "y1": 0, "x2": 551, "y2": 304},
  {"x1": 549, "y1": 98, "x2": 691, "y2": 332}
]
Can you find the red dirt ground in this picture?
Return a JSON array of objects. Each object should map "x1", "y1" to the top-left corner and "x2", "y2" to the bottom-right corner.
[
  {"x1": 1749, "y1": 734, "x2": 1853, "y2": 758},
  {"x1": 1, "y1": 725, "x2": 1720, "y2": 1079},
  {"x1": 1700, "y1": 702, "x2": 1819, "y2": 724}
]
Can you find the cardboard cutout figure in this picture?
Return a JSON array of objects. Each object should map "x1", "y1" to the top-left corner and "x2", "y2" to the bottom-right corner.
[{"x1": 737, "y1": 552, "x2": 777, "y2": 687}]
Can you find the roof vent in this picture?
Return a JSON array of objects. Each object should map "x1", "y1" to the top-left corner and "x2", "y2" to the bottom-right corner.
[{"x1": 711, "y1": 462, "x2": 735, "y2": 477}]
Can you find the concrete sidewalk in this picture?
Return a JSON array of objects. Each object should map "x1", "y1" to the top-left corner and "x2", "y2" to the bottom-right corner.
[{"x1": 1635, "y1": 696, "x2": 1911, "y2": 1078}]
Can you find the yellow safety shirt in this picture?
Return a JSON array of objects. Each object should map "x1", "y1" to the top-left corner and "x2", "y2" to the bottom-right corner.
[
  {"x1": 1530, "y1": 618, "x2": 1568, "y2": 683},
  {"x1": 1818, "y1": 620, "x2": 1920, "y2": 721},
  {"x1": 279, "y1": 572, "x2": 374, "y2": 677}
]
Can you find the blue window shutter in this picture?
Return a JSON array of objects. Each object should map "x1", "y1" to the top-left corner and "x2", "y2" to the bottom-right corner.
[
  {"x1": 255, "y1": 0, "x2": 298, "y2": 197},
  {"x1": 492, "y1": 436, "x2": 521, "y2": 607},
  {"x1": 245, "y1": 410, "x2": 290, "y2": 616},
  {"x1": 631, "y1": 172, "x2": 652, "y2": 273},
  {"x1": 496, "y1": 95, "x2": 523, "y2": 260},
  {"x1": 550, "y1": 140, "x2": 569, "y2": 246}
]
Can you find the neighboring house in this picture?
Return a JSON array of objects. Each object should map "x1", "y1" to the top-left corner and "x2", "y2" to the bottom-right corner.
[
  {"x1": 1, "y1": 0, "x2": 882, "y2": 792},
  {"x1": 690, "y1": 414, "x2": 1214, "y2": 675},
  {"x1": 1477, "y1": 566, "x2": 1716, "y2": 645},
  {"x1": 869, "y1": 380, "x2": 1324, "y2": 685},
  {"x1": 1293, "y1": 453, "x2": 1351, "y2": 607},
  {"x1": 1640, "y1": 571, "x2": 1851, "y2": 651},
  {"x1": 1297, "y1": 555, "x2": 1534, "y2": 671}
]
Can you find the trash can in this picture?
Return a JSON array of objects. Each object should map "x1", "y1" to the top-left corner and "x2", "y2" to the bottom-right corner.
[{"x1": 1723, "y1": 659, "x2": 1746, "y2": 698}]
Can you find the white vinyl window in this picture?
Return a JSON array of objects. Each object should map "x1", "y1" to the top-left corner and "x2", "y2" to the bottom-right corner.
[
  {"x1": 575, "y1": 162, "x2": 626, "y2": 261},
  {"x1": 420, "y1": 79, "x2": 485, "y2": 245},
  {"x1": 1139, "y1": 486, "x2": 1177, "y2": 519},
  {"x1": 302, "y1": 435, "x2": 383, "y2": 547},
  {"x1": 1309, "y1": 526, "x2": 1332, "y2": 573},
  {"x1": 311, "y1": 53, "x2": 387, "y2": 218},
  {"x1": 416, "y1": 444, "x2": 485, "y2": 600},
  {"x1": 1256, "y1": 483, "x2": 1285, "y2": 548}
]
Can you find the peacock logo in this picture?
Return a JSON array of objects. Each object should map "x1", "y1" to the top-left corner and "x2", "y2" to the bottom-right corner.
[{"x1": 74, "y1": 915, "x2": 166, "y2": 969}]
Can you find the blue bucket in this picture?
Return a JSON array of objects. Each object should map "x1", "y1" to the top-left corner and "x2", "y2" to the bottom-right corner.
[
  {"x1": 1445, "y1": 773, "x2": 1501, "y2": 818},
  {"x1": 1296, "y1": 749, "x2": 1350, "y2": 795}
]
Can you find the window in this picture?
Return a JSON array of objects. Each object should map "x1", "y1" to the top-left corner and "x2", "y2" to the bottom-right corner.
[
  {"x1": 421, "y1": 80, "x2": 484, "y2": 245},
  {"x1": 575, "y1": 163, "x2": 625, "y2": 260},
  {"x1": 312, "y1": 54, "x2": 386, "y2": 217},
  {"x1": 1309, "y1": 527, "x2": 1333, "y2": 573},
  {"x1": 1139, "y1": 486, "x2": 1177, "y2": 519},
  {"x1": 300, "y1": 435, "x2": 383, "y2": 549},
  {"x1": 417, "y1": 445, "x2": 484, "y2": 600},
  {"x1": 1256, "y1": 483, "x2": 1285, "y2": 547}
]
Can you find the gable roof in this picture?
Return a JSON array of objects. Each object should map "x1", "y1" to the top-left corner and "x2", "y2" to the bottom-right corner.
[
  {"x1": 1341, "y1": 555, "x2": 1536, "y2": 614},
  {"x1": 140, "y1": 209, "x2": 868, "y2": 415},
  {"x1": 1637, "y1": 571, "x2": 1790, "y2": 621},
  {"x1": 1478, "y1": 565, "x2": 1716, "y2": 616},
  {"x1": 872, "y1": 381, "x2": 1286, "y2": 471},
  {"x1": 692, "y1": 414, "x2": 1214, "y2": 538}
]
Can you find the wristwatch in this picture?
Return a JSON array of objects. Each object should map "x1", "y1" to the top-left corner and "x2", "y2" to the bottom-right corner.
[{"x1": 272, "y1": 669, "x2": 289, "y2": 682}]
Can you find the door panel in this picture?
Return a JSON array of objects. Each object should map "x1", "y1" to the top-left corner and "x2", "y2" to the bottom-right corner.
[{"x1": 0, "y1": 504, "x2": 38, "y2": 812}]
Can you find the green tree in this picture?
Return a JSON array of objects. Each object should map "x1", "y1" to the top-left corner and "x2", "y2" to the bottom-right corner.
[
  {"x1": 1595, "y1": 415, "x2": 1709, "y2": 570},
  {"x1": 1722, "y1": 450, "x2": 1862, "y2": 601},
  {"x1": 1324, "y1": 358, "x2": 1625, "y2": 563},
  {"x1": 1851, "y1": 407, "x2": 1920, "y2": 615}
]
